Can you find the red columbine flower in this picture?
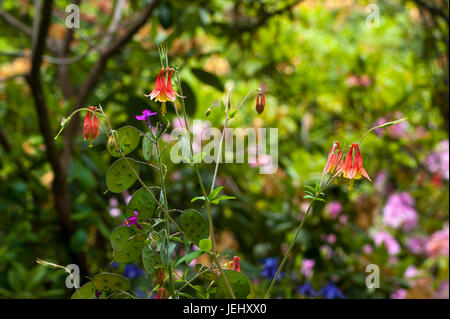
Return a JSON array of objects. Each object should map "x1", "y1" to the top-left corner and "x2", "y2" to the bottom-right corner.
[
  {"x1": 229, "y1": 256, "x2": 241, "y2": 272},
  {"x1": 146, "y1": 67, "x2": 176, "y2": 115},
  {"x1": 153, "y1": 268, "x2": 165, "y2": 287},
  {"x1": 342, "y1": 143, "x2": 371, "y2": 182},
  {"x1": 155, "y1": 288, "x2": 166, "y2": 299},
  {"x1": 83, "y1": 106, "x2": 99, "y2": 147},
  {"x1": 323, "y1": 141, "x2": 343, "y2": 178},
  {"x1": 256, "y1": 92, "x2": 266, "y2": 114}
]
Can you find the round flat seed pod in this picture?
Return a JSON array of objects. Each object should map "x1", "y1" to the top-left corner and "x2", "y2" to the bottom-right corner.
[
  {"x1": 112, "y1": 240, "x2": 145, "y2": 263},
  {"x1": 180, "y1": 209, "x2": 209, "y2": 245},
  {"x1": 142, "y1": 245, "x2": 162, "y2": 275},
  {"x1": 215, "y1": 270, "x2": 250, "y2": 299},
  {"x1": 126, "y1": 187, "x2": 157, "y2": 223},
  {"x1": 107, "y1": 126, "x2": 141, "y2": 157},
  {"x1": 71, "y1": 281, "x2": 102, "y2": 299},
  {"x1": 106, "y1": 157, "x2": 139, "y2": 193},
  {"x1": 92, "y1": 273, "x2": 131, "y2": 292},
  {"x1": 110, "y1": 226, "x2": 136, "y2": 251}
]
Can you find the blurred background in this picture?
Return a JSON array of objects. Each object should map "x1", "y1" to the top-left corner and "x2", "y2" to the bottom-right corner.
[{"x1": 0, "y1": 0, "x2": 448, "y2": 299}]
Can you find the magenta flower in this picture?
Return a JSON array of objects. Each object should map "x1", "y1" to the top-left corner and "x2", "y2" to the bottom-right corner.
[
  {"x1": 390, "y1": 289, "x2": 407, "y2": 299},
  {"x1": 325, "y1": 201, "x2": 342, "y2": 219},
  {"x1": 121, "y1": 211, "x2": 143, "y2": 230},
  {"x1": 136, "y1": 109, "x2": 158, "y2": 127}
]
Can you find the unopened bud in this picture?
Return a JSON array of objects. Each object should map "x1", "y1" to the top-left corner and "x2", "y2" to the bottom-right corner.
[
  {"x1": 108, "y1": 135, "x2": 118, "y2": 150},
  {"x1": 256, "y1": 92, "x2": 266, "y2": 114}
]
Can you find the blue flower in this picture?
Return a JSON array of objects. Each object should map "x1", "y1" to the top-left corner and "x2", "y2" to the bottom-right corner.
[
  {"x1": 123, "y1": 263, "x2": 144, "y2": 279},
  {"x1": 134, "y1": 289, "x2": 146, "y2": 298},
  {"x1": 298, "y1": 282, "x2": 316, "y2": 297},
  {"x1": 317, "y1": 282, "x2": 345, "y2": 299},
  {"x1": 110, "y1": 261, "x2": 119, "y2": 269},
  {"x1": 261, "y1": 257, "x2": 283, "y2": 280}
]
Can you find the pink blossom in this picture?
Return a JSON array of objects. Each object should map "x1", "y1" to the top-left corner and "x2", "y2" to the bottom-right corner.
[
  {"x1": 382, "y1": 192, "x2": 418, "y2": 231},
  {"x1": 325, "y1": 201, "x2": 342, "y2": 219},
  {"x1": 363, "y1": 244, "x2": 373, "y2": 254},
  {"x1": 404, "y1": 265, "x2": 418, "y2": 279},
  {"x1": 300, "y1": 258, "x2": 315, "y2": 279},
  {"x1": 406, "y1": 236, "x2": 427, "y2": 255},
  {"x1": 326, "y1": 234, "x2": 337, "y2": 244},
  {"x1": 339, "y1": 214, "x2": 349, "y2": 225},
  {"x1": 372, "y1": 231, "x2": 401, "y2": 255},
  {"x1": 390, "y1": 289, "x2": 407, "y2": 299},
  {"x1": 426, "y1": 225, "x2": 449, "y2": 257}
]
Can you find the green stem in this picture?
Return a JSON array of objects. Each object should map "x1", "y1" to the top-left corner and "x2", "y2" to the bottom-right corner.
[
  {"x1": 173, "y1": 70, "x2": 236, "y2": 299},
  {"x1": 264, "y1": 200, "x2": 314, "y2": 299},
  {"x1": 155, "y1": 140, "x2": 175, "y2": 298}
]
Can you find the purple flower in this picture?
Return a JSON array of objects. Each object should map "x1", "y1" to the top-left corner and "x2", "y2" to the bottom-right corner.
[
  {"x1": 382, "y1": 192, "x2": 418, "y2": 231},
  {"x1": 136, "y1": 109, "x2": 158, "y2": 127},
  {"x1": 123, "y1": 263, "x2": 145, "y2": 279},
  {"x1": 406, "y1": 236, "x2": 427, "y2": 255},
  {"x1": 121, "y1": 211, "x2": 143, "y2": 229},
  {"x1": 95, "y1": 290, "x2": 102, "y2": 298},
  {"x1": 372, "y1": 231, "x2": 401, "y2": 255},
  {"x1": 300, "y1": 259, "x2": 315, "y2": 279},
  {"x1": 298, "y1": 282, "x2": 316, "y2": 297},
  {"x1": 325, "y1": 201, "x2": 342, "y2": 219},
  {"x1": 404, "y1": 265, "x2": 418, "y2": 279},
  {"x1": 261, "y1": 257, "x2": 282, "y2": 280},
  {"x1": 317, "y1": 282, "x2": 345, "y2": 299}
]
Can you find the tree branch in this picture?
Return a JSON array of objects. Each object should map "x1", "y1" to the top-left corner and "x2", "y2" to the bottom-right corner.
[
  {"x1": 0, "y1": 8, "x2": 33, "y2": 36},
  {"x1": 61, "y1": 0, "x2": 162, "y2": 167},
  {"x1": 25, "y1": 0, "x2": 88, "y2": 276}
]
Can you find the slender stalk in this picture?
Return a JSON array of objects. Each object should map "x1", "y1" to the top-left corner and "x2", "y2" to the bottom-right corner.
[
  {"x1": 173, "y1": 70, "x2": 236, "y2": 299},
  {"x1": 263, "y1": 200, "x2": 314, "y2": 299},
  {"x1": 155, "y1": 140, "x2": 176, "y2": 298}
]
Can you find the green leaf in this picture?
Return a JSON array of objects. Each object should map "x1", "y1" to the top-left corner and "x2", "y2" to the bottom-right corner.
[
  {"x1": 304, "y1": 195, "x2": 314, "y2": 199},
  {"x1": 215, "y1": 270, "x2": 250, "y2": 299},
  {"x1": 208, "y1": 186, "x2": 223, "y2": 201},
  {"x1": 107, "y1": 126, "x2": 141, "y2": 158},
  {"x1": 211, "y1": 195, "x2": 236, "y2": 204},
  {"x1": 199, "y1": 238, "x2": 212, "y2": 251},
  {"x1": 106, "y1": 157, "x2": 139, "y2": 193},
  {"x1": 191, "y1": 196, "x2": 206, "y2": 203},
  {"x1": 126, "y1": 187, "x2": 157, "y2": 222},
  {"x1": 175, "y1": 250, "x2": 205, "y2": 267},
  {"x1": 180, "y1": 209, "x2": 209, "y2": 244},
  {"x1": 191, "y1": 68, "x2": 224, "y2": 92}
]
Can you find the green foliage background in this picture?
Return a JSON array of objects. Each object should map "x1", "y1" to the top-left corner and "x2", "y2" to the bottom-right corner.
[{"x1": 0, "y1": 0, "x2": 448, "y2": 298}]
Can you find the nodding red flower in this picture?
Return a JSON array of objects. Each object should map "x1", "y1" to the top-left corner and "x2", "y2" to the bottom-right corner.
[
  {"x1": 153, "y1": 268, "x2": 165, "y2": 287},
  {"x1": 155, "y1": 288, "x2": 166, "y2": 299},
  {"x1": 146, "y1": 67, "x2": 176, "y2": 115},
  {"x1": 256, "y1": 92, "x2": 266, "y2": 114},
  {"x1": 229, "y1": 256, "x2": 241, "y2": 272},
  {"x1": 342, "y1": 143, "x2": 371, "y2": 182},
  {"x1": 323, "y1": 141, "x2": 343, "y2": 178},
  {"x1": 83, "y1": 106, "x2": 99, "y2": 147}
]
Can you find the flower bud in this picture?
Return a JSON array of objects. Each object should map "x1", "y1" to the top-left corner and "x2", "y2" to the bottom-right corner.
[{"x1": 256, "y1": 92, "x2": 265, "y2": 114}]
